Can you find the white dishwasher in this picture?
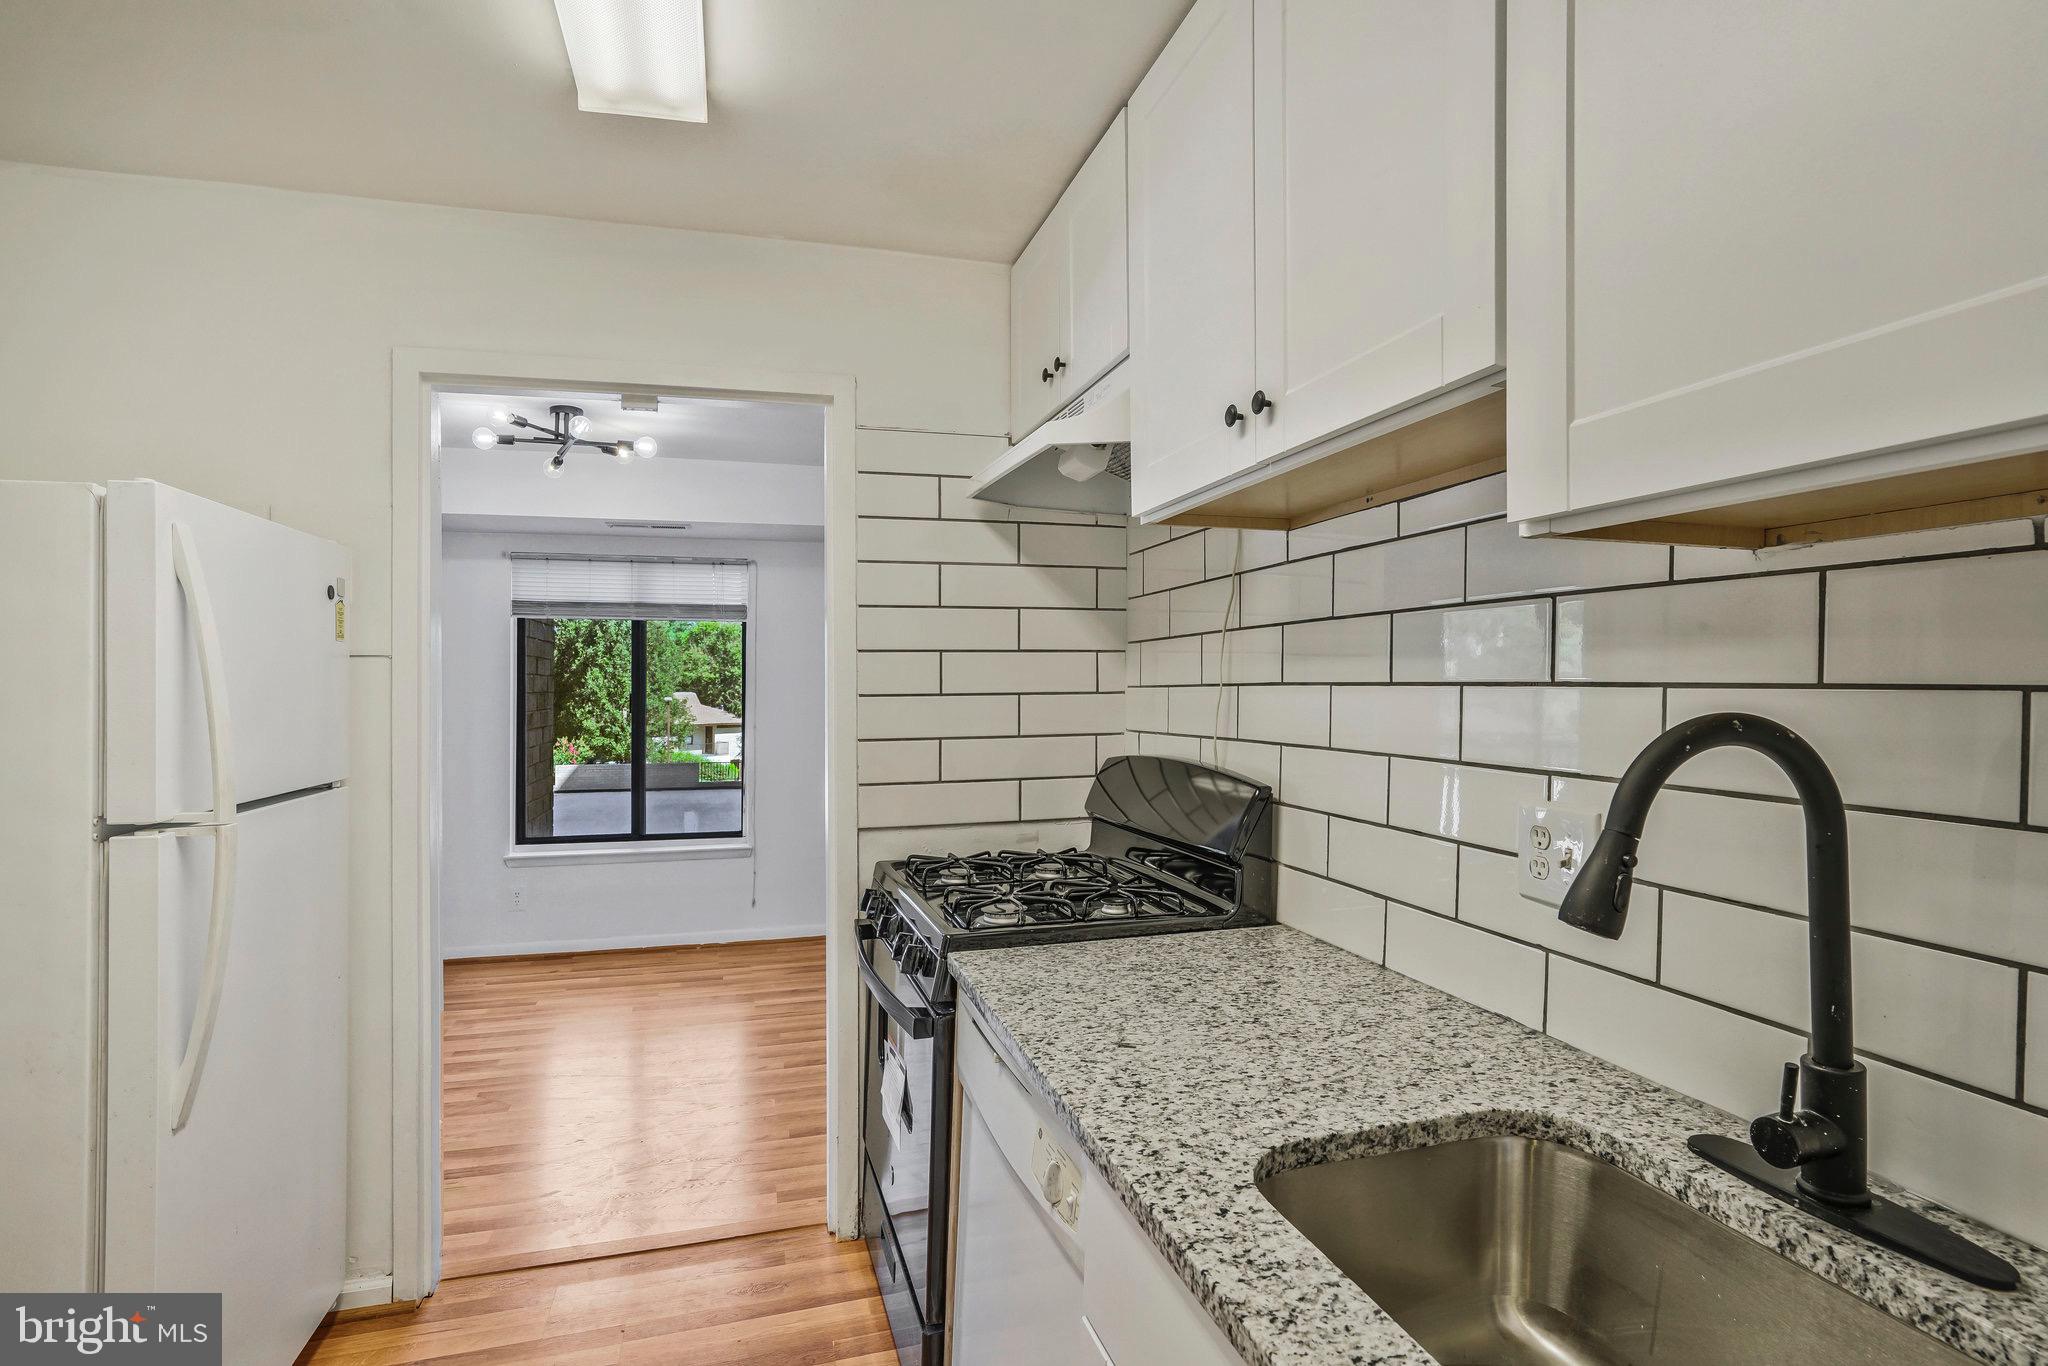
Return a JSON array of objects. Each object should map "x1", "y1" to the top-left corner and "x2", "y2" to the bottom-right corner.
[{"x1": 951, "y1": 1006, "x2": 1109, "y2": 1364}]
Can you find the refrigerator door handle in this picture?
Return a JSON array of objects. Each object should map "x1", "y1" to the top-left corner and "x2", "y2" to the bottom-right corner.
[{"x1": 167, "y1": 521, "x2": 239, "y2": 1133}]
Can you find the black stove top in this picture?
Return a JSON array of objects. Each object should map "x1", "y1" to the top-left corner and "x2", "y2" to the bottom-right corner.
[{"x1": 898, "y1": 848, "x2": 1218, "y2": 931}]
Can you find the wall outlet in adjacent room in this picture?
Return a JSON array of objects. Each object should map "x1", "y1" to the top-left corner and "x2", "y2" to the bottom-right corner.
[
  {"x1": 510, "y1": 888, "x2": 526, "y2": 912},
  {"x1": 1518, "y1": 805, "x2": 1601, "y2": 909}
]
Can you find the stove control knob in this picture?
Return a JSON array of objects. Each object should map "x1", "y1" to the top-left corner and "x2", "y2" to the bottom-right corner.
[{"x1": 904, "y1": 945, "x2": 935, "y2": 977}]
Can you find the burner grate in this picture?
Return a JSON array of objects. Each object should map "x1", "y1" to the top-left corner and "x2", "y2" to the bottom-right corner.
[{"x1": 910, "y1": 848, "x2": 1213, "y2": 931}]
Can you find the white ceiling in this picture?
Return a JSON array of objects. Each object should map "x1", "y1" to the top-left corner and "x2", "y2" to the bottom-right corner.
[
  {"x1": 435, "y1": 388, "x2": 824, "y2": 466},
  {"x1": 0, "y1": 0, "x2": 1190, "y2": 262}
]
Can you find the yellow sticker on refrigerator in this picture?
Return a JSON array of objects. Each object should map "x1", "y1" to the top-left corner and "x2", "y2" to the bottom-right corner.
[{"x1": 335, "y1": 600, "x2": 347, "y2": 641}]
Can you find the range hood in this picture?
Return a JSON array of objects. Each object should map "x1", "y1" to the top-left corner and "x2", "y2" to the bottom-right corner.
[{"x1": 966, "y1": 361, "x2": 1131, "y2": 514}]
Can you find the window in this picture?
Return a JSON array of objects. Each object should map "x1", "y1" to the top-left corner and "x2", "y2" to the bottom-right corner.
[{"x1": 512, "y1": 555, "x2": 750, "y2": 844}]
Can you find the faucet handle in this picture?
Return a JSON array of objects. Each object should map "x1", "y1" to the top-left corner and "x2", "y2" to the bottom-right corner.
[
  {"x1": 1751, "y1": 1059, "x2": 1847, "y2": 1169},
  {"x1": 1776, "y1": 1060, "x2": 1799, "y2": 1120}
]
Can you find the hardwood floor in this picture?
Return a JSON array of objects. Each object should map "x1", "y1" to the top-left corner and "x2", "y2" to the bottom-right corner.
[
  {"x1": 439, "y1": 938, "x2": 828, "y2": 1278},
  {"x1": 300, "y1": 1226, "x2": 897, "y2": 1364}
]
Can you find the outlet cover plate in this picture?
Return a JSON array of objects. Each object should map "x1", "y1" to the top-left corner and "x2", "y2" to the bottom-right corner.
[{"x1": 1518, "y1": 804, "x2": 1601, "y2": 909}]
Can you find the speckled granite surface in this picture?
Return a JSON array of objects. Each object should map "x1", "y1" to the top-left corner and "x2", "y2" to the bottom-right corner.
[{"x1": 949, "y1": 925, "x2": 2048, "y2": 1366}]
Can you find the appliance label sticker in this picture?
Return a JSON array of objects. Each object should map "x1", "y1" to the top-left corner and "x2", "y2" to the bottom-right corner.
[{"x1": 335, "y1": 600, "x2": 346, "y2": 641}]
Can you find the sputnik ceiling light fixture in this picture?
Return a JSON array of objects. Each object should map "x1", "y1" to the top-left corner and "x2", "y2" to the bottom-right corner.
[{"x1": 470, "y1": 403, "x2": 658, "y2": 479}]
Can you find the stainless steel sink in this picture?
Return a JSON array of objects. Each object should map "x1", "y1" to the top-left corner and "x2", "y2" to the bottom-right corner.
[{"x1": 1257, "y1": 1136, "x2": 1967, "y2": 1365}]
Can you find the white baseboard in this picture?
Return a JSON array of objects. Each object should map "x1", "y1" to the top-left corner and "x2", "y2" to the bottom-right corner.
[
  {"x1": 441, "y1": 922, "x2": 824, "y2": 960},
  {"x1": 336, "y1": 1275, "x2": 396, "y2": 1311}
]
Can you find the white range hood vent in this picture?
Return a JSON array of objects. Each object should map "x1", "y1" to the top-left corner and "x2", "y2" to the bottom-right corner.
[{"x1": 966, "y1": 362, "x2": 1132, "y2": 515}]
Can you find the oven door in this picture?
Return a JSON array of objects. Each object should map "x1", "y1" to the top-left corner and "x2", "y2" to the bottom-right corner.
[{"x1": 858, "y1": 914, "x2": 953, "y2": 1365}]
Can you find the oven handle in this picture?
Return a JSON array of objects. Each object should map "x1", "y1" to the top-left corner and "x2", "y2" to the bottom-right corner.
[{"x1": 857, "y1": 944, "x2": 946, "y2": 1039}]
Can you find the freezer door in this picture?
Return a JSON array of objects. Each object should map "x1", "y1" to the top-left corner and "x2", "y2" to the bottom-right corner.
[
  {"x1": 0, "y1": 480, "x2": 105, "y2": 1291},
  {"x1": 104, "y1": 480, "x2": 351, "y2": 823},
  {"x1": 104, "y1": 788, "x2": 347, "y2": 1365}
]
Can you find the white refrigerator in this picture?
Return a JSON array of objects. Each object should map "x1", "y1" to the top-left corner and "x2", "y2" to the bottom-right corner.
[{"x1": 0, "y1": 479, "x2": 351, "y2": 1366}]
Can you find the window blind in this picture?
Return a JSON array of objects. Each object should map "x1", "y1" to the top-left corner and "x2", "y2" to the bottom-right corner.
[{"x1": 509, "y1": 553, "x2": 750, "y2": 620}]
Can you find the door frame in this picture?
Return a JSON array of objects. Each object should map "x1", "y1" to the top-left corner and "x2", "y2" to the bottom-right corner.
[{"x1": 387, "y1": 347, "x2": 861, "y2": 1302}]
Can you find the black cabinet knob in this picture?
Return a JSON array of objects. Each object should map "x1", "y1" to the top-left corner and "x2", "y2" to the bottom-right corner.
[
  {"x1": 1224, "y1": 403, "x2": 1244, "y2": 427},
  {"x1": 1251, "y1": 389, "x2": 1274, "y2": 415},
  {"x1": 1053, "y1": 356, "x2": 1067, "y2": 373},
  {"x1": 1041, "y1": 364, "x2": 1055, "y2": 383}
]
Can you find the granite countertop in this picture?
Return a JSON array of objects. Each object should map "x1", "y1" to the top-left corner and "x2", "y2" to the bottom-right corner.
[{"x1": 949, "y1": 925, "x2": 2048, "y2": 1366}]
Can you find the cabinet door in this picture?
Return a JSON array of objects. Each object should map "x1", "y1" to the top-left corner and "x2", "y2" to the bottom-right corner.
[
  {"x1": 1509, "y1": 0, "x2": 2048, "y2": 523},
  {"x1": 1252, "y1": 0, "x2": 1501, "y2": 464},
  {"x1": 1061, "y1": 110, "x2": 1130, "y2": 406},
  {"x1": 1011, "y1": 207, "x2": 1071, "y2": 438},
  {"x1": 1128, "y1": 0, "x2": 1259, "y2": 517}
]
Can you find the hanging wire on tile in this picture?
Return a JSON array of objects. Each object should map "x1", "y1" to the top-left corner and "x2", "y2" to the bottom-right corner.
[{"x1": 1212, "y1": 529, "x2": 1243, "y2": 760}]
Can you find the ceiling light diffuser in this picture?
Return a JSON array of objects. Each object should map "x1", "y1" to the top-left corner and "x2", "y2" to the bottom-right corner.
[{"x1": 553, "y1": 0, "x2": 707, "y2": 123}]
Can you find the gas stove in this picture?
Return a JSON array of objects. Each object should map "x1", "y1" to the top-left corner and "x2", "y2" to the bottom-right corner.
[{"x1": 856, "y1": 757, "x2": 1276, "y2": 1366}]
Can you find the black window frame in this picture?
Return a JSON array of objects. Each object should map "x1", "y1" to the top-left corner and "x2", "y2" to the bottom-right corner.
[{"x1": 513, "y1": 614, "x2": 748, "y2": 845}]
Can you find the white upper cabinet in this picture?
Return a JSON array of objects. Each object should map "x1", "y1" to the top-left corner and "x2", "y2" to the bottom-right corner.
[
  {"x1": 1251, "y1": 0, "x2": 1501, "y2": 465},
  {"x1": 1129, "y1": 0, "x2": 1505, "y2": 521},
  {"x1": 1128, "y1": 0, "x2": 1259, "y2": 515},
  {"x1": 1010, "y1": 113, "x2": 1130, "y2": 439},
  {"x1": 1509, "y1": 0, "x2": 2048, "y2": 533}
]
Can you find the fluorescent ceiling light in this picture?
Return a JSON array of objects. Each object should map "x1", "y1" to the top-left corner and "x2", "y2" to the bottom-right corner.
[{"x1": 553, "y1": 0, "x2": 707, "y2": 123}]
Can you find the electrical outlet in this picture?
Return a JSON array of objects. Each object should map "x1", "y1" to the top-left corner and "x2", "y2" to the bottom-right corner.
[
  {"x1": 1518, "y1": 804, "x2": 1601, "y2": 909},
  {"x1": 510, "y1": 888, "x2": 526, "y2": 913}
]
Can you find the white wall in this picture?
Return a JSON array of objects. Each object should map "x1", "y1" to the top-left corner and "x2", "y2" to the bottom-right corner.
[
  {"x1": 440, "y1": 447, "x2": 825, "y2": 531},
  {"x1": 439, "y1": 529, "x2": 825, "y2": 957},
  {"x1": 0, "y1": 159, "x2": 1010, "y2": 1293}
]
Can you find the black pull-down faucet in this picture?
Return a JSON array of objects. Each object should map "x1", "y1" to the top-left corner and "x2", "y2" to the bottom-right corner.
[{"x1": 1558, "y1": 712, "x2": 2019, "y2": 1290}]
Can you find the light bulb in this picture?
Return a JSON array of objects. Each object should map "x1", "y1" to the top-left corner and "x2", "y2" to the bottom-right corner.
[
  {"x1": 567, "y1": 414, "x2": 591, "y2": 437},
  {"x1": 612, "y1": 442, "x2": 634, "y2": 463},
  {"x1": 490, "y1": 407, "x2": 512, "y2": 424},
  {"x1": 544, "y1": 454, "x2": 566, "y2": 479},
  {"x1": 471, "y1": 426, "x2": 499, "y2": 451},
  {"x1": 633, "y1": 436, "x2": 658, "y2": 458}
]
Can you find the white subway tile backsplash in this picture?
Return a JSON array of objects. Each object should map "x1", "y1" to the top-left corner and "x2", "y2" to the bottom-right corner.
[
  {"x1": 1330, "y1": 685, "x2": 1461, "y2": 759},
  {"x1": 1465, "y1": 517, "x2": 1670, "y2": 599},
  {"x1": 1142, "y1": 534, "x2": 1208, "y2": 594},
  {"x1": 856, "y1": 472, "x2": 938, "y2": 518},
  {"x1": 1460, "y1": 687, "x2": 1664, "y2": 777},
  {"x1": 1397, "y1": 473, "x2": 1507, "y2": 536},
  {"x1": 1328, "y1": 818, "x2": 1458, "y2": 915},
  {"x1": 2034, "y1": 696, "x2": 2048, "y2": 826},
  {"x1": 858, "y1": 516, "x2": 1018, "y2": 564},
  {"x1": 1392, "y1": 600, "x2": 1552, "y2": 682},
  {"x1": 1208, "y1": 738, "x2": 1281, "y2": 788},
  {"x1": 1139, "y1": 636, "x2": 1202, "y2": 687},
  {"x1": 1020, "y1": 608, "x2": 1126, "y2": 651},
  {"x1": 1022, "y1": 776, "x2": 1095, "y2": 820},
  {"x1": 1277, "y1": 805, "x2": 1329, "y2": 875},
  {"x1": 1673, "y1": 519, "x2": 2035, "y2": 579},
  {"x1": 1827, "y1": 552, "x2": 2048, "y2": 685},
  {"x1": 1126, "y1": 593, "x2": 1168, "y2": 642},
  {"x1": 1096, "y1": 651, "x2": 1125, "y2": 693},
  {"x1": 944, "y1": 651, "x2": 1097, "y2": 694},
  {"x1": 1128, "y1": 522, "x2": 1173, "y2": 554},
  {"x1": 1126, "y1": 686, "x2": 1169, "y2": 732},
  {"x1": 1239, "y1": 558, "x2": 1334, "y2": 628},
  {"x1": 1457, "y1": 846, "x2": 1658, "y2": 979},
  {"x1": 937, "y1": 476, "x2": 1012, "y2": 521},
  {"x1": 1206, "y1": 527, "x2": 1288, "y2": 577},
  {"x1": 1282, "y1": 616, "x2": 1391, "y2": 683},
  {"x1": 857, "y1": 740, "x2": 937, "y2": 785},
  {"x1": 1278, "y1": 867, "x2": 1387, "y2": 962},
  {"x1": 857, "y1": 561, "x2": 939, "y2": 606},
  {"x1": 1281, "y1": 746, "x2": 1389, "y2": 824},
  {"x1": 1388, "y1": 760, "x2": 1547, "y2": 852},
  {"x1": 1021, "y1": 691, "x2": 1125, "y2": 736},
  {"x1": 1546, "y1": 957, "x2": 1799, "y2": 1123},
  {"x1": 942, "y1": 563, "x2": 1095, "y2": 608},
  {"x1": 1169, "y1": 578, "x2": 1237, "y2": 636},
  {"x1": 1167, "y1": 684, "x2": 1236, "y2": 738},
  {"x1": 1288, "y1": 504, "x2": 1398, "y2": 560},
  {"x1": 1658, "y1": 893, "x2": 2019, "y2": 1094},
  {"x1": 1021, "y1": 524, "x2": 1128, "y2": 568},
  {"x1": 942, "y1": 735, "x2": 1099, "y2": 781},
  {"x1": 1849, "y1": 810, "x2": 2048, "y2": 967},
  {"x1": 857, "y1": 429, "x2": 1004, "y2": 476},
  {"x1": 1665, "y1": 688, "x2": 2024, "y2": 821},
  {"x1": 1235, "y1": 684, "x2": 1331, "y2": 747},
  {"x1": 1206, "y1": 626, "x2": 1284, "y2": 684},
  {"x1": 1332, "y1": 527, "x2": 1465, "y2": 616},
  {"x1": 1860, "y1": 1058, "x2": 2048, "y2": 1249},
  {"x1": 858, "y1": 694, "x2": 1017, "y2": 740},
  {"x1": 858, "y1": 652, "x2": 940, "y2": 695},
  {"x1": 1384, "y1": 904, "x2": 1546, "y2": 1029},
  {"x1": 1551, "y1": 777, "x2": 1804, "y2": 915},
  {"x1": 1097, "y1": 569, "x2": 1128, "y2": 610},
  {"x1": 859, "y1": 607, "x2": 1015, "y2": 651},
  {"x1": 2028, "y1": 973, "x2": 2046, "y2": 1103},
  {"x1": 1556, "y1": 575, "x2": 1819, "y2": 683},
  {"x1": 860, "y1": 780, "x2": 1017, "y2": 829}
]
